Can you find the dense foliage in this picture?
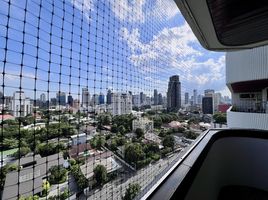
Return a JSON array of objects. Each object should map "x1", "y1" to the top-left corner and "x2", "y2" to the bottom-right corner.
[{"x1": 123, "y1": 183, "x2": 141, "y2": 200}]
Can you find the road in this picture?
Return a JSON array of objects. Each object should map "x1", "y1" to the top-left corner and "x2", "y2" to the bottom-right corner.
[{"x1": 79, "y1": 152, "x2": 183, "y2": 200}]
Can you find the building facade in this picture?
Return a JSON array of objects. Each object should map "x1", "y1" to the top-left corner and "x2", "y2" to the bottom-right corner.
[
  {"x1": 12, "y1": 91, "x2": 32, "y2": 117},
  {"x1": 202, "y1": 96, "x2": 213, "y2": 114},
  {"x1": 167, "y1": 75, "x2": 181, "y2": 111},
  {"x1": 110, "y1": 93, "x2": 132, "y2": 116},
  {"x1": 226, "y1": 46, "x2": 268, "y2": 130},
  {"x1": 82, "y1": 87, "x2": 90, "y2": 107},
  {"x1": 56, "y1": 92, "x2": 66, "y2": 106}
]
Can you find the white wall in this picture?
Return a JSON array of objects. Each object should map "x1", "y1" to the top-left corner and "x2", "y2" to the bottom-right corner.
[
  {"x1": 227, "y1": 109, "x2": 268, "y2": 130},
  {"x1": 226, "y1": 46, "x2": 268, "y2": 84}
]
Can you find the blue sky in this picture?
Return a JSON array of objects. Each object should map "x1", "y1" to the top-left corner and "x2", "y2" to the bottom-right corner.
[{"x1": 0, "y1": 0, "x2": 229, "y2": 101}]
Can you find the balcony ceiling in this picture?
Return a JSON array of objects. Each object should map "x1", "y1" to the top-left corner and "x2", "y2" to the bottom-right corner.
[{"x1": 231, "y1": 79, "x2": 268, "y2": 93}]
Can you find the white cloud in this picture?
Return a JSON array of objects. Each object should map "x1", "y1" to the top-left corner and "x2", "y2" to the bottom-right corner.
[
  {"x1": 120, "y1": 22, "x2": 226, "y2": 93},
  {"x1": 110, "y1": 0, "x2": 180, "y2": 23},
  {"x1": 71, "y1": 0, "x2": 94, "y2": 21},
  {"x1": 110, "y1": 0, "x2": 146, "y2": 23}
]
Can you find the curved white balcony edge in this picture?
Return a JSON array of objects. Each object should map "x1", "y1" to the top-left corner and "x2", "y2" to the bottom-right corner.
[{"x1": 227, "y1": 107, "x2": 268, "y2": 130}]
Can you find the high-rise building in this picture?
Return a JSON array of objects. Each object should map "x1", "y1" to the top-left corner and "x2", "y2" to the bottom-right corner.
[
  {"x1": 167, "y1": 75, "x2": 181, "y2": 111},
  {"x1": 0, "y1": 91, "x2": 4, "y2": 104},
  {"x1": 204, "y1": 89, "x2": 215, "y2": 97},
  {"x1": 12, "y1": 91, "x2": 32, "y2": 117},
  {"x1": 140, "y1": 92, "x2": 146, "y2": 105},
  {"x1": 56, "y1": 92, "x2": 66, "y2": 106},
  {"x1": 107, "y1": 89, "x2": 112, "y2": 105},
  {"x1": 73, "y1": 99, "x2": 80, "y2": 109},
  {"x1": 132, "y1": 94, "x2": 140, "y2": 107},
  {"x1": 202, "y1": 96, "x2": 213, "y2": 114},
  {"x1": 193, "y1": 89, "x2": 197, "y2": 105},
  {"x1": 67, "y1": 95, "x2": 73, "y2": 106},
  {"x1": 91, "y1": 94, "x2": 99, "y2": 106},
  {"x1": 158, "y1": 93, "x2": 163, "y2": 105},
  {"x1": 214, "y1": 92, "x2": 222, "y2": 111},
  {"x1": 110, "y1": 93, "x2": 132, "y2": 116},
  {"x1": 40, "y1": 93, "x2": 46, "y2": 102},
  {"x1": 197, "y1": 94, "x2": 203, "y2": 105},
  {"x1": 50, "y1": 98, "x2": 57, "y2": 106},
  {"x1": 4, "y1": 96, "x2": 12, "y2": 110},
  {"x1": 82, "y1": 87, "x2": 90, "y2": 107},
  {"x1": 185, "y1": 92, "x2": 189, "y2": 105},
  {"x1": 99, "y1": 93, "x2": 105, "y2": 105},
  {"x1": 154, "y1": 89, "x2": 158, "y2": 105}
]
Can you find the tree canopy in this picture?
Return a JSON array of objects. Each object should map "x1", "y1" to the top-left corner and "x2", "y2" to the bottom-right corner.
[
  {"x1": 93, "y1": 164, "x2": 107, "y2": 186},
  {"x1": 123, "y1": 183, "x2": 141, "y2": 200}
]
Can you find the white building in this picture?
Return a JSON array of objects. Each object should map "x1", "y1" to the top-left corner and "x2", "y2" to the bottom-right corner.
[
  {"x1": 214, "y1": 92, "x2": 222, "y2": 111},
  {"x1": 132, "y1": 94, "x2": 140, "y2": 107},
  {"x1": 82, "y1": 87, "x2": 90, "y2": 107},
  {"x1": 12, "y1": 91, "x2": 32, "y2": 117},
  {"x1": 132, "y1": 117, "x2": 153, "y2": 133},
  {"x1": 70, "y1": 133, "x2": 87, "y2": 146},
  {"x1": 110, "y1": 93, "x2": 132, "y2": 116},
  {"x1": 40, "y1": 93, "x2": 46, "y2": 102},
  {"x1": 226, "y1": 46, "x2": 268, "y2": 130}
]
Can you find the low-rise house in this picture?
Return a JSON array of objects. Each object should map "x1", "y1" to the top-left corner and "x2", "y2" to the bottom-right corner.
[
  {"x1": 132, "y1": 117, "x2": 153, "y2": 133},
  {"x1": 3, "y1": 153, "x2": 64, "y2": 200},
  {"x1": 80, "y1": 151, "x2": 121, "y2": 185},
  {"x1": 70, "y1": 133, "x2": 87, "y2": 146},
  {"x1": 0, "y1": 114, "x2": 15, "y2": 122},
  {"x1": 68, "y1": 143, "x2": 94, "y2": 159},
  {"x1": 82, "y1": 125, "x2": 97, "y2": 135},
  {"x1": 144, "y1": 132, "x2": 161, "y2": 144}
]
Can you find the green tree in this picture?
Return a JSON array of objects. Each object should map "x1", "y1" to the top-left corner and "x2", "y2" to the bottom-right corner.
[
  {"x1": 118, "y1": 125, "x2": 126, "y2": 134},
  {"x1": 123, "y1": 183, "x2": 141, "y2": 200},
  {"x1": 19, "y1": 195, "x2": 39, "y2": 200},
  {"x1": 153, "y1": 116, "x2": 162, "y2": 128},
  {"x1": 70, "y1": 165, "x2": 89, "y2": 190},
  {"x1": 97, "y1": 113, "x2": 112, "y2": 126},
  {"x1": 125, "y1": 143, "x2": 145, "y2": 164},
  {"x1": 13, "y1": 147, "x2": 31, "y2": 158},
  {"x1": 162, "y1": 135, "x2": 175, "y2": 150},
  {"x1": 213, "y1": 113, "x2": 227, "y2": 124},
  {"x1": 135, "y1": 128, "x2": 144, "y2": 138},
  {"x1": 93, "y1": 164, "x2": 107, "y2": 186},
  {"x1": 2, "y1": 138, "x2": 18, "y2": 150},
  {"x1": 0, "y1": 164, "x2": 18, "y2": 190},
  {"x1": 49, "y1": 165, "x2": 67, "y2": 184},
  {"x1": 90, "y1": 136, "x2": 105, "y2": 150}
]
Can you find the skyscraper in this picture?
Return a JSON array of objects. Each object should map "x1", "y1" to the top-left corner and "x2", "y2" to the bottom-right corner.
[
  {"x1": 185, "y1": 92, "x2": 189, "y2": 104},
  {"x1": 140, "y1": 92, "x2": 146, "y2": 105},
  {"x1": 67, "y1": 95, "x2": 73, "y2": 106},
  {"x1": 107, "y1": 89, "x2": 112, "y2": 105},
  {"x1": 40, "y1": 93, "x2": 46, "y2": 102},
  {"x1": 12, "y1": 91, "x2": 32, "y2": 117},
  {"x1": 56, "y1": 92, "x2": 66, "y2": 106},
  {"x1": 99, "y1": 93, "x2": 105, "y2": 105},
  {"x1": 167, "y1": 75, "x2": 181, "y2": 111},
  {"x1": 193, "y1": 89, "x2": 197, "y2": 105},
  {"x1": 111, "y1": 93, "x2": 132, "y2": 116},
  {"x1": 82, "y1": 87, "x2": 90, "y2": 107},
  {"x1": 154, "y1": 89, "x2": 158, "y2": 105},
  {"x1": 0, "y1": 91, "x2": 4, "y2": 104},
  {"x1": 202, "y1": 96, "x2": 213, "y2": 114},
  {"x1": 158, "y1": 93, "x2": 163, "y2": 105}
]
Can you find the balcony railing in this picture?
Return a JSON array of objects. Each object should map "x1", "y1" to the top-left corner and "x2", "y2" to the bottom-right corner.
[
  {"x1": 145, "y1": 129, "x2": 268, "y2": 200},
  {"x1": 231, "y1": 101, "x2": 268, "y2": 113}
]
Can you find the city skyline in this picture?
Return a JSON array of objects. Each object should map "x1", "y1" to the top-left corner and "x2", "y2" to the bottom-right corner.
[{"x1": 0, "y1": 0, "x2": 229, "y2": 100}]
